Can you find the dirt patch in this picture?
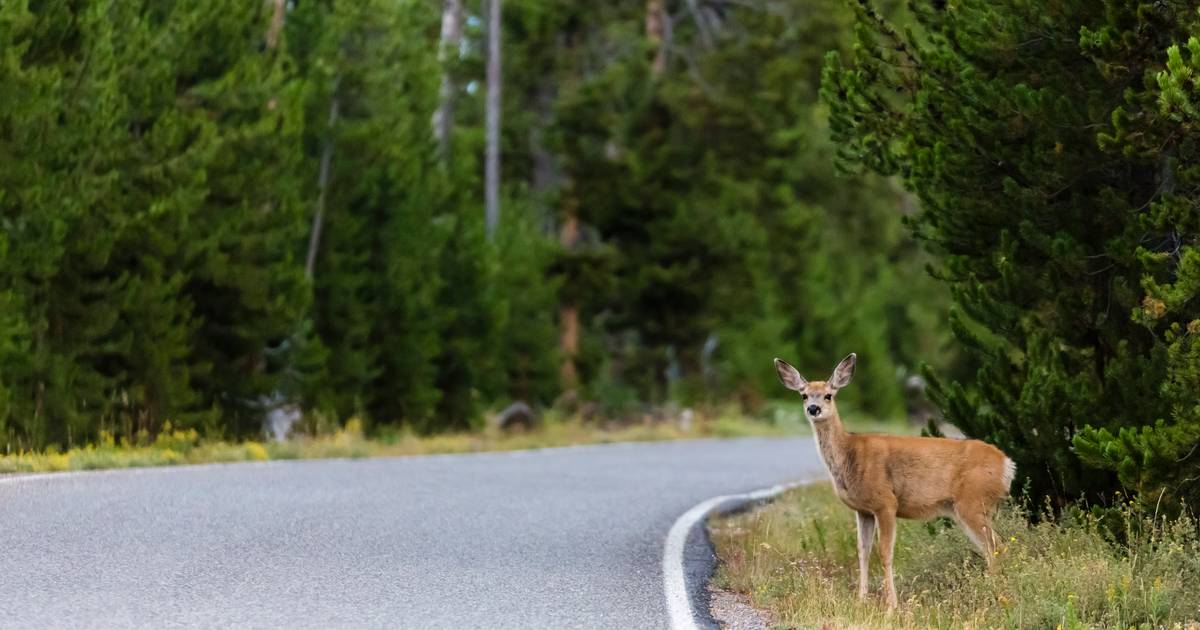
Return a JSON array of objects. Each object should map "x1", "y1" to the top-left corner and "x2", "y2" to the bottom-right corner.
[{"x1": 708, "y1": 586, "x2": 771, "y2": 630}]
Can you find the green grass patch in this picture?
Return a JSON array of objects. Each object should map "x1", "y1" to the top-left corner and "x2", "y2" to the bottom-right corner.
[
  {"x1": 0, "y1": 409, "x2": 811, "y2": 475},
  {"x1": 709, "y1": 483, "x2": 1200, "y2": 629}
]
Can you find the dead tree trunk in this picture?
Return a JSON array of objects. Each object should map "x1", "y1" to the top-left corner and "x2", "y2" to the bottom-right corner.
[
  {"x1": 265, "y1": 0, "x2": 286, "y2": 50},
  {"x1": 485, "y1": 0, "x2": 502, "y2": 238},
  {"x1": 530, "y1": 78, "x2": 559, "y2": 235},
  {"x1": 558, "y1": 204, "x2": 581, "y2": 390},
  {"x1": 646, "y1": 0, "x2": 667, "y2": 75},
  {"x1": 305, "y1": 93, "x2": 340, "y2": 280},
  {"x1": 433, "y1": 0, "x2": 464, "y2": 156}
]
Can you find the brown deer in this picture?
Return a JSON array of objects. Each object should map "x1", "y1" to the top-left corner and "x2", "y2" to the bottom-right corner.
[{"x1": 774, "y1": 354, "x2": 1015, "y2": 609}]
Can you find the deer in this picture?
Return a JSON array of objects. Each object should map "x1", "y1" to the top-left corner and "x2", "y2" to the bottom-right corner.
[{"x1": 774, "y1": 353, "x2": 1015, "y2": 610}]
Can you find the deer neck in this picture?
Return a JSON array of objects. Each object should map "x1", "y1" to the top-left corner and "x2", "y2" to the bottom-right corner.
[{"x1": 812, "y1": 411, "x2": 850, "y2": 478}]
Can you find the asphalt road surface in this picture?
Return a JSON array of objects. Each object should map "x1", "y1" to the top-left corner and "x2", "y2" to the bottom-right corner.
[{"x1": 1, "y1": 436, "x2": 822, "y2": 629}]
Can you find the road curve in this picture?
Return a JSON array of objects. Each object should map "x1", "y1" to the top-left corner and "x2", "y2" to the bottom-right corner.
[{"x1": 1, "y1": 436, "x2": 822, "y2": 629}]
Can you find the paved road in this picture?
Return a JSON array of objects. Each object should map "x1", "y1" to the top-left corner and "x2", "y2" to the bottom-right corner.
[{"x1": 0, "y1": 437, "x2": 822, "y2": 629}]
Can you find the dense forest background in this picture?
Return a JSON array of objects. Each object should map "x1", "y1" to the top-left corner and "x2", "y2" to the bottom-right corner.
[
  {"x1": 0, "y1": 0, "x2": 952, "y2": 446},
  {"x1": 3, "y1": 0, "x2": 1199, "y2": 509}
]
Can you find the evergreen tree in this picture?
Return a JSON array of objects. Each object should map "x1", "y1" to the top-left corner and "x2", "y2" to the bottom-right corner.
[
  {"x1": 1073, "y1": 9, "x2": 1200, "y2": 507},
  {"x1": 167, "y1": 0, "x2": 311, "y2": 437},
  {"x1": 0, "y1": 0, "x2": 305, "y2": 447},
  {"x1": 824, "y1": 0, "x2": 1200, "y2": 505},
  {"x1": 554, "y1": 0, "x2": 949, "y2": 414},
  {"x1": 289, "y1": 0, "x2": 448, "y2": 428}
]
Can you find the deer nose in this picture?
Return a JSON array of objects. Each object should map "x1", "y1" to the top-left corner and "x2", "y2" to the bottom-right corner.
[{"x1": 807, "y1": 404, "x2": 821, "y2": 416}]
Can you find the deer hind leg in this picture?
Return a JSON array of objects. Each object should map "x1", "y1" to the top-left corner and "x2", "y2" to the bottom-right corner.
[
  {"x1": 953, "y1": 503, "x2": 997, "y2": 570},
  {"x1": 855, "y1": 511, "x2": 876, "y2": 601},
  {"x1": 874, "y1": 509, "x2": 899, "y2": 610}
]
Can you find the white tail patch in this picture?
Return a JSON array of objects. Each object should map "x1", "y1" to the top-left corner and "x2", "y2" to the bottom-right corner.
[{"x1": 1001, "y1": 457, "x2": 1017, "y2": 489}]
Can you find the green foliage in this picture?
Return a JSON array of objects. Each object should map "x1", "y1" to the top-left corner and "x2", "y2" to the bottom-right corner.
[
  {"x1": 0, "y1": 0, "x2": 304, "y2": 448},
  {"x1": 289, "y1": 0, "x2": 449, "y2": 428},
  {"x1": 1074, "y1": 21, "x2": 1200, "y2": 508},
  {"x1": 0, "y1": 0, "x2": 951, "y2": 450},
  {"x1": 556, "y1": 0, "x2": 951, "y2": 415},
  {"x1": 825, "y1": 0, "x2": 1200, "y2": 506}
]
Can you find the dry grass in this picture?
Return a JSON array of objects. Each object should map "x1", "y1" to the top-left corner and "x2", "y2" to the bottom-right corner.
[
  {"x1": 710, "y1": 483, "x2": 1200, "y2": 629},
  {"x1": 0, "y1": 409, "x2": 797, "y2": 475}
]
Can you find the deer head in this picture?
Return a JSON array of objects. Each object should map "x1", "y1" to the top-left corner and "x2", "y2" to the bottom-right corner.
[{"x1": 774, "y1": 353, "x2": 856, "y2": 422}]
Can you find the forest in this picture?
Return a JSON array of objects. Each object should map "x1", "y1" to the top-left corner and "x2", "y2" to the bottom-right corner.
[{"x1": 3, "y1": 0, "x2": 1200, "y2": 511}]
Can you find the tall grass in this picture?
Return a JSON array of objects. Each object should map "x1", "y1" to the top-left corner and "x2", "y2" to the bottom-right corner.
[{"x1": 709, "y1": 484, "x2": 1200, "y2": 629}]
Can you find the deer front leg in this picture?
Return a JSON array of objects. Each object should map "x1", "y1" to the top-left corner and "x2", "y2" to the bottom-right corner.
[
  {"x1": 855, "y1": 511, "x2": 876, "y2": 600},
  {"x1": 875, "y1": 509, "x2": 899, "y2": 610}
]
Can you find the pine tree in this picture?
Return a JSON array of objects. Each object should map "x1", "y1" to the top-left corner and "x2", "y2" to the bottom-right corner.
[
  {"x1": 824, "y1": 0, "x2": 1200, "y2": 505},
  {"x1": 166, "y1": 0, "x2": 311, "y2": 437},
  {"x1": 0, "y1": 0, "x2": 307, "y2": 447},
  {"x1": 289, "y1": 0, "x2": 448, "y2": 429},
  {"x1": 554, "y1": 0, "x2": 948, "y2": 413},
  {"x1": 1, "y1": 0, "x2": 201, "y2": 445},
  {"x1": 1072, "y1": 9, "x2": 1200, "y2": 507}
]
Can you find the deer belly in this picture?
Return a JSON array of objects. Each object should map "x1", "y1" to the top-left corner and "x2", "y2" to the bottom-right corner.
[
  {"x1": 829, "y1": 478, "x2": 874, "y2": 512},
  {"x1": 896, "y1": 500, "x2": 953, "y2": 520}
]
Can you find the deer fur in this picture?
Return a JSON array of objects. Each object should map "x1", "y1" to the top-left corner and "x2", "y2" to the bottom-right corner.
[{"x1": 775, "y1": 353, "x2": 1015, "y2": 610}]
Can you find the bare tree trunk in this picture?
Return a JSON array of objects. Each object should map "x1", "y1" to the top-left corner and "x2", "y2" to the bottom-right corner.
[
  {"x1": 265, "y1": 0, "x2": 286, "y2": 50},
  {"x1": 558, "y1": 206, "x2": 581, "y2": 390},
  {"x1": 485, "y1": 0, "x2": 502, "y2": 239},
  {"x1": 433, "y1": 0, "x2": 464, "y2": 156},
  {"x1": 305, "y1": 94, "x2": 340, "y2": 280},
  {"x1": 559, "y1": 306, "x2": 580, "y2": 388},
  {"x1": 684, "y1": 0, "x2": 713, "y2": 49},
  {"x1": 530, "y1": 77, "x2": 559, "y2": 234},
  {"x1": 646, "y1": 0, "x2": 667, "y2": 75}
]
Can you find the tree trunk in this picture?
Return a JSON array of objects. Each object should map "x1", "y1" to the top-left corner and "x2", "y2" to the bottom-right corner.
[
  {"x1": 530, "y1": 75, "x2": 559, "y2": 234},
  {"x1": 485, "y1": 0, "x2": 502, "y2": 239},
  {"x1": 433, "y1": 0, "x2": 464, "y2": 156},
  {"x1": 684, "y1": 0, "x2": 713, "y2": 49},
  {"x1": 305, "y1": 94, "x2": 340, "y2": 281},
  {"x1": 646, "y1": 0, "x2": 667, "y2": 76},
  {"x1": 265, "y1": 0, "x2": 286, "y2": 50},
  {"x1": 558, "y1": 209, "x2": 581, "y2": 389}
]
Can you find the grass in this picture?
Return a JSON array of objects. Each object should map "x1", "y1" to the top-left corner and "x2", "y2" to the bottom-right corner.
[
  {"x1": 0, "y1": 406, "x2": 810, "y2": 475},
  {"x1": 709, "y1": 483, "x2": 1200, "y2": 629}
]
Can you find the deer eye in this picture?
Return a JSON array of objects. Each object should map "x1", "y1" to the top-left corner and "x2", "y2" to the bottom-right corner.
[
  {"x1": 801, "y1": 394, "x2": 808, "y2": 400},
  {"x1": 824, "y1": 394, "x2": 832, "y2": 401}
]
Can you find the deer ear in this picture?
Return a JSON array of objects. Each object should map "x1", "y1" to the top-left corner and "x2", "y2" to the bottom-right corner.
[
  {"x1": 774, "y1": 358, "x2": 807, "y2": 391},
  {"x1": 829, "y1": 353, "x2": 857, "y2": 389}
]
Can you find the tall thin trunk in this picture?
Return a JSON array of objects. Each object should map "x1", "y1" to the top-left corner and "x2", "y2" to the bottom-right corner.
[
  {"x1": 684, "y1": 0, "x2": 713, "y2": 49},
  {"x1": 305, "y1": 94, "x2": 340, "y2": 280},
  {"x1": 265, "y1": 0, "x2": 286, "y2": 50},
  {"x1": 646, "y1": 0, "x2": 667, "y2": 75},
  {"x1": 485, "y1": 0, "x2": 502, "y2": 238},
  {"x1": 559, "y1": 206, "x2": 581, "y2": 389},
  {"x1": 530, "y1": 76, "x2": 559, "y2": 234},
  {"x1": 433, "y1": 0, "x2": 464, "y2": 156}
]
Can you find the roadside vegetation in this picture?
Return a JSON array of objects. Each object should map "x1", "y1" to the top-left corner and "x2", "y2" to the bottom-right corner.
[
  {"x1": 710, "y1": 484, "x2": 1200, "y2": 629},
  {"x1": 0, "y1": 406, "x2": 834, "y2": 475},
  {"x1": 700, "y1": 1, "x2": 1200, "y2": 626}
]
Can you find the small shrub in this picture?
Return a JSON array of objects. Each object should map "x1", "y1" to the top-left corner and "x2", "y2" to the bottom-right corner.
[{"x1": 243, "y1": 442, "x2": 269, "y2": 461}]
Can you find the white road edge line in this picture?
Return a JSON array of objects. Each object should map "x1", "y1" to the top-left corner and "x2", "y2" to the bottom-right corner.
[{"x1": 662, "y1": 479, "x2": 815, "y2": 630}]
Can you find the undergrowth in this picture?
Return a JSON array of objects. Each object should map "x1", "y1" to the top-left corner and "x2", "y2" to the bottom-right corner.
[
  {"x1": 0, "y1": 407, "x2": 812, "y2": 475},
  {"x1": 709, "y1": 483, "x2": 1200, "y2": 629}
]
